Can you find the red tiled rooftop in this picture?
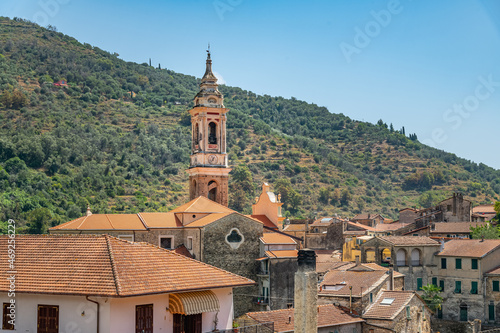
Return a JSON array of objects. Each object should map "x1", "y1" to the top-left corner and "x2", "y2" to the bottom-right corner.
[
  {"x1": 170, "y1": 196, "x2": 233, "y2": 213},
  {"x1": 250, "y1": 215, "x2": 278, "y2": 229},
  {"x1": 377, "y1": 236, "x2": 439, "y2": 246},
  {"x1": 430, "y1": 222, "x2": 487, "y2": 234},
  {"x1": 264, "y1": 250, "x2": 298, "y2": 259},
  {"x1": 260, "y1": 233, "x2": 297, "y2": 245},
  {"x1": 0, "y1": 235, "x2": 254, "y2": 297},
  {"x1": 437, "y1": 239, "x2": 500, "y2": 258},
  {"x1": 363, "y1": 290, "x2": 416, "y2": 320},
  {"x1": 50, "y1": 213, "x2": 147, "y2": 231},
  {"x1": 246, "y1": 304, "x2": 364, "y2": 333}
]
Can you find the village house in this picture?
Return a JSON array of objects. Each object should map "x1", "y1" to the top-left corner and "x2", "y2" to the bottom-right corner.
[
  {"x1": 472, "y1": 204, "x2": 497, "y2": 222},
  {"x1": 49, "y1": 196, "x2": 263, "y2": 316},
  {"x1": 318, "y1": 259, "x2": 404, "y2": 314},
  {"x1": 362, "y1": 290, "x2": 432, "y2": 333},
  {"x1": 351, "y1": 213, "x2": 386, "y2": 228},
  {"x1": 360, "y1": 236, "x2": 441, "y2": 291},
  {"x1": 434, "y1": 239, "x2": 500, "y2": 323},
  {"x1": 256, "y1": 232, "x2": 299, "y2": 310},
  {"x1": 0, "y1": 234, "x2": 254, "y2": 333},
  {"x1": 245, "y1": 304, "x2": 364, "y2": 333}
]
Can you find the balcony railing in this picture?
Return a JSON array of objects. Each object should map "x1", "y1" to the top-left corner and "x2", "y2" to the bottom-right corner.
[{"x1": 253, "y1": 296, "x2": 269, "y2": 305}]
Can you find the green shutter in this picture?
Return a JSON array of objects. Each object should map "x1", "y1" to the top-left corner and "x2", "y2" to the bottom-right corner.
[
  {"x1": 494, "y1": 281, "x2": 500, "y2": 292},
  {"x1": 456, "y1": 258, "x2": 462, "y2": 269},
  {"x1": 489, "y1": 303, "x2": 495, "y2": 321},
  {"x1": 432, "y1": 277, "x2": 437, "y2": 286},
  {"x1": 471, "y1": 281, "x2": 478, "y2": 294},
  {"x1": 417, "y1": 278, "x2": 423, "y2": 290},
  {"x1": 441, "y1": 258, "x2": 447, "y2": 269},
  {"x1": 455, "y1": 281, "x2": 461, "y2": 293},
  {"x1": 439, "y1": 280, "x2": 445, "y2": 291},
  {"x1": 471, "y1": 259, "x2": 478, "y2": 270}
]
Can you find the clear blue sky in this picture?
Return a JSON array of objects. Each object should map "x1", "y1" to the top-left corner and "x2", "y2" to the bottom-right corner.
[{"x1": 2, "y1": 0, "x2": 500, "y2": 169}]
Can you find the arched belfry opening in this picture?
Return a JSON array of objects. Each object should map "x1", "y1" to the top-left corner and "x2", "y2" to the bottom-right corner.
[
  {"x1": 208, "y1": 122, "x2": 217, "y2": 145},
  {"x1": 208, "y1": 180, "x2": 218, "y2": 202},
  {"x1": 187, "y1": 48, "x2": 231, "y2": 207}
]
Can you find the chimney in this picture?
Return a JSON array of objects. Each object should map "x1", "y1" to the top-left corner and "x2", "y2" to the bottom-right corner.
[
  {"x1": 388, "y1": 267, "x2": 394, "y2": 291},
  {"x1": 439, "y1": 238, "x2": 445, "y2": 252},
  {"x1": 355, "y1": 255, "x2": 360, "y2": 266},
  {"x1": 86, "y1": 205, "x2": 92, "y2": 217},
  {"x1": 294, "y1": 249, "x2": 317, "y2": 333}
]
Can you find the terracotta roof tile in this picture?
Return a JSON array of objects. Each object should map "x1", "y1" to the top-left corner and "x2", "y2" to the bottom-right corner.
[
  {"x1": 473, "y1": 205, "x2": 496, "y2": 214},
  {"x1": 430, "y1": 222, "x2": 487, "y2": 234},
  {"x1": 437, "y1": 239, "x2": 500, "y2": 258},
  {"x1": 246, "y1": 304, "x2": 364, "y2": 333},
  {"x1": 139, "y1": 212, "x2": 181, "y2": 228},
  {"x1": 363, "y1": 290, "x2": 416, "y2": 320},
  {"x1": 50, "y1": 214, "x2": 147, "y2": 231},
  {"x1": 186, "y1": 212, "x2": 233, "y2": 227},
  {"x1": 320, "y1": 270, "x2": 388, "y2": 297},
  {"x1": 373, "y1": 222, "x2": 408, "y2": 232},
  {"x1": 170, "y1": 196, "x2": 233, "y2": 213},
  {"x1": 265, "y1": 250, "x2": 298, "y2": 259},
  {"x1": 282, "y1": 224, "x2": 306, "y2": 232},
  {"x1": 250, "y1": 215, "x2": 278, "y2": 229},
  {"x1": 0, "y1": 235, "x2": 254, "y2": 297},
  {"x1": 377, "y1": 236, "x2": 439, "y2": 246},
  {"x1": 260, "y1": 233, "x2": 297, "y2": 245},
  {"x1": 346, "y1": 222, "x2": 376, "y2": 232}
]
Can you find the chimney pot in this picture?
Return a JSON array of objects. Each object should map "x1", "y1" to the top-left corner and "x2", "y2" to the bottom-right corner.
[{"x1": 297, "y1": 249, "x2": 316, "y2": 272}]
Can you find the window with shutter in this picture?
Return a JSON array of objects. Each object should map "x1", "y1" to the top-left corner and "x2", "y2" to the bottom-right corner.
[
  {"x1": 136, "y1": 304, "x2": 153, "y2": 333},
  {"x1": 37, "y1": 305, "x2": 59, "y2": 333}
]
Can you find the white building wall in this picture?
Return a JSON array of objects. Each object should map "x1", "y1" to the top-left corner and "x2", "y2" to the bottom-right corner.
[
  {"x1": 1, "y1": 288, "x2": 234, "y2": 333},
  {"x1": 0, "y1": 293, "x2": 109, "y2": 333}
]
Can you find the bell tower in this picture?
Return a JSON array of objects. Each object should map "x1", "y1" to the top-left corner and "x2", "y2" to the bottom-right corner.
[{"x1": 187, "y1": 49, "x2": 231, "y2": 206}]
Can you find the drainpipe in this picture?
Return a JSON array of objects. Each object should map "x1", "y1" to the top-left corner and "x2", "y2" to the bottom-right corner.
[{"x1": 86, "y1": 296, "x2": 100, "y2": 333}]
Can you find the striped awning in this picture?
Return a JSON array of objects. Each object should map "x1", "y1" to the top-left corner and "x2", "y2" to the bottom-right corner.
[{"x1": 169, "y1": 291, "x2": 220, "y2": 315}]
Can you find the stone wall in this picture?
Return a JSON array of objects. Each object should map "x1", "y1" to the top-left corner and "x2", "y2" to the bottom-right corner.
[
  {"x1": 431, "y1": 318, "x2": 481, "y2": 333},
  {"x1": 269, "y1": 258, "x2": 297, "y2": 310},
  {"x1": 202, "y1": 213, "x2": 263, "y2": 316}
]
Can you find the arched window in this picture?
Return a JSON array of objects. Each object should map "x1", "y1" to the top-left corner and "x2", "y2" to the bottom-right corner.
[
  {"x1": 396, "y1": 249, "x2": 407, "y2": 266},
  {"x1": 208, "y1": 122, "x2": 217, "y2": 144},
  {"x1": 194, "y1": 123, "x2": 199, "y2": 145},
  {"x1": 411, "y1": 248, "x2": 421, "y2": 266},
  {"x1": 208, "y1": 180, "x2": 217, "y2": 202}
]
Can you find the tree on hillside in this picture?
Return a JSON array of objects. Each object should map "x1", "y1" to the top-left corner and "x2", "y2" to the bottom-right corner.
[
  {"x1": 275, "y1": 178, "x2": 302, "y2": 214},
  {"x1": 470, "y1": 223, "x2": 500, "y2": 239},
  {"x1": 421, "y1": 284, "x2": 443, "y2": 313},
  {"x1": 229, "y1": 164, "x2": 254, "y2": 213},
  {"x1": 494, "y1": 201, "x2": 500, "y2": 222}
]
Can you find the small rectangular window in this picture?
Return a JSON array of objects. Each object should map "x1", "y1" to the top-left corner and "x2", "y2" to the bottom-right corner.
[
  {"x1": 2, "y1": 303, "x2": 14, "y2": 330},
  {"x1": 432, "y1": 277, "x2": 437, "y2": 286},
  {"x1": 471, "y1": 259, "x2": 478, "y2": 270},
  {"x1": 370, "y1": 293, "x2": 373, "y2": 303},
  {"x1": 159, "y1": 236, "x2": 173, "y2": 249},
  {"x1": 493, "y1": 280, "x2": 500, "y2": 292},
  {"x1": 489, "y1": 302, "x2": 495, "y2": 321},
  {"x1": 187, "y1": 236, "x2": 193, "y2": 250},
  {"x1": 37, "y1": 305, "x2": 59, "y2": 332},
  {"x1": 456, "y1": 258, "x2": 462, "y2": 269},
  {"x1": 471, "y1": 281, "x2": 478, "y2": 294},
  {"x1": 417, "y1": 278, "x2": 423, "y2": 290},
  {"x1": 455, "y1": 281, "x2": 461, "y2": 294},
  {"x1": 441, "y1": 258, "x2": 447, "y2": 269},
  {"x1": 439, "y1": 280, "x2": 445, "y2": 291}
]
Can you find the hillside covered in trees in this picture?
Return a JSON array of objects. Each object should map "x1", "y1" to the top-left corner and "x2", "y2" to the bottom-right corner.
[{"x1": 0, "y1": 17, "x2": 499, "y2": 233}]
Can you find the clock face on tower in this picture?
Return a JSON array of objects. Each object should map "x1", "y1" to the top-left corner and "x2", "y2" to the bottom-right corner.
[{"x1": 208, "y1": 155, "x2": 218, "y2": 165}]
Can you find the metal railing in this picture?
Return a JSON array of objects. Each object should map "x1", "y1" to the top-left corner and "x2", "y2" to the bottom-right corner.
[{"x1": 253, "y1": 296, "x2": 269, "y2": 305}]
